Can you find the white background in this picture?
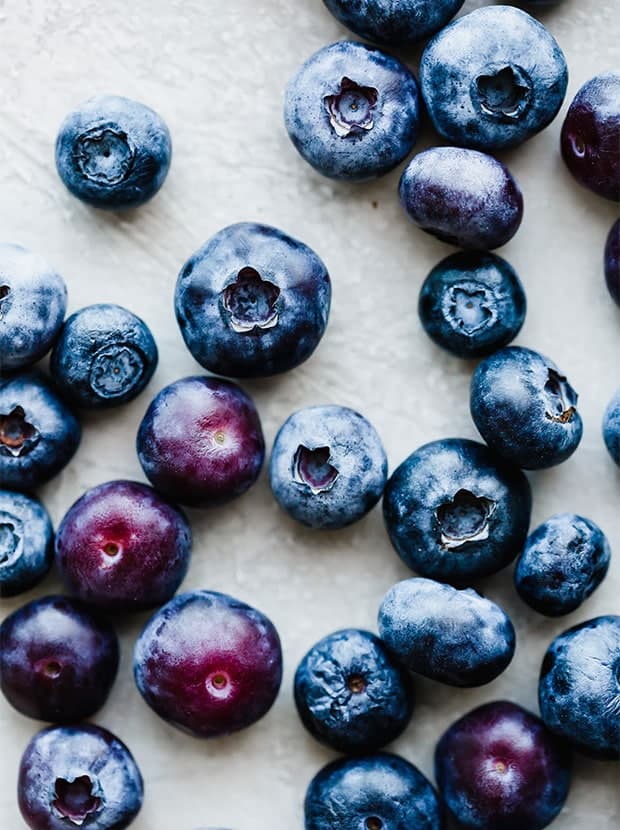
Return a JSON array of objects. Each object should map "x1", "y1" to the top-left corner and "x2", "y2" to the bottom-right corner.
[{"x1": 0, "y1": 1, "x2": 618, "y2": 827}]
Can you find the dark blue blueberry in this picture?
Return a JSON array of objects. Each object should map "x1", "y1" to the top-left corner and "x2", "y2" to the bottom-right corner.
[
  {"x1": 561, "y1": 72, "x2": 620, "y2": 202},
  {"x1": 539, "y1": 615, "x2": 620, "y2": 760},
  {"x1": 270, "y1": 405, "x2": 387, "y2": 529},
  {"x1": 18, "y1": 724, "x2": 143, "y2": 829},
  {"x1": 418, "y1": 252, "x2": 526, "y2": 358},
  {"x1": 0, "y1": 244, "x2": 66, "y2": 373},
  {"x1": 50, "y1": 304, "x2": 158, "y2": 409},
  {"x1": 399, "y1": 147, "x2": 523, "y2": 250},
  {"x1": 137, "y1": 376, "x2": 265, "y2": 508},
  {"x1": 605, "y1": 219, "x2": 620, "y2": 306},
  {"x1": 55, "y1": 95, "x2": 171, "y2": 210},
  {"x1": 0, "y1": 490, "x2": 53, "y2": 597},
  {"x1": 175, "y1": 223, "x2": 331, "y2": 378},
  {"x1": 294, "y1": 629, "x2": 413, "y2": 754},
  {"x1": 0, "y1": 595, "x2": 119, "y2": 722},
  {"x1": 515, "y1": 513, "x2": 611, "y2": 616},
  {"x1": 0, "y1": 372, "x2": 81, "y2": 491},
  {"x1": 383, "y1": 438, "x2": 531, "y2": 583},
  {"x1": 603, "y1": 388, "x2": 620, "y2": 466},
  {"x1": 471, "y1": 346, "x2": 583, "y2": 469},
  {"x1": 322, "y1": 0, "x2": 464, "y2": 47},
  {"x1": 436, "y1": 701, "x2": 572, "y2": 830},
  {"x1": 420, "y1": 6, "x2": 567, "y2": 151},
  {"x1": 305, "y1": 753, "x2": 443, "y2": 830},
  {"x1": 379, "y1": 578, "x2": 515, "y2": 687},
  {"x1": 284, "y1": 41, "x2": 420, "y2": 181}
]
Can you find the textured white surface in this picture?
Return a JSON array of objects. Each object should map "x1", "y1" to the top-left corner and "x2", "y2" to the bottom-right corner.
[{"x1": 0, "y1": 1, "x2": 619, "y2": 828}]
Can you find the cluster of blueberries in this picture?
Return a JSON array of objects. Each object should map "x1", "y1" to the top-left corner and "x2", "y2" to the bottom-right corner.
[{"x1": 0, "y1": 1, "x2": 619, "y2": 829}]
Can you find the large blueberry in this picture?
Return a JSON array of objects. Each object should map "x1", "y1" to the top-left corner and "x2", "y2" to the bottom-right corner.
[
  {"x1": 294, "y1": 629, "x2": 413, "y2": 754},
  {"x1": 436, "y1": 701, "x2": 572, "y2": 830},
  {"x1": 383, "y1": 438, "x2": 531, "y2": 583},
  {"x1": 0, "y1": 372, "x2": 81, "y2": 491},
  {"x1": 270, "y1": 405, "x2": 387, "y2": 529},
  {"x1": 136, "y1": 376, "x2": 264, "y2": 508},
  {"x1": 539, "y1": 616, "x2": 620, "y2": 760},
  {"x1": 55, "y1": 95, "x2": 171, "y2": 210},
  {"x1": 134, "y1": 591, "x2": 283, "y2": 738},
  {"x1": 561, "y1": 72, "x2": 620, "y2": 202},
  {"x1": 18, "y1": 724, "x2": 143, "y2": 829},
  {"x1": 304, "y1": 753, "x2": 443, "y2": 830},
  {"x1": 418, "y1": 252, "x2": 526, "y2": 358},
  {"x1": 605, "y1": 219, "x2": 620, "y2": 306},
  {"x1": 322, "y1": 0, "x2": 464, "y2": 47},
  {"x1": 175, "y1": 223, "x2": 331, "y2": 378},
  {"x1": 379, "y1": 578, "x2": 515, "y2": 687},
  {"x1": 471, "y1": 346, "x2": 583, "y2": 469},
  {"x1": 55, "y1": 480, "x2": 191, "y2": 612},
  {"x1": 0, "y1": 595, "x2": 119, "y2": 722},
  {"x1": 603, "y1": 388, "x2": 620, "y2": 466},
  {"x1": 0, "y1": 244, "x2": 66, "y2": 373},
  {"x1": 284, "y1": 41, "x2": 420, "y2": 181},
  {"x1": 515, "y1": 513, "x2": 611, "y2": 616},
  {"x1": 0, "y1": 490, "x2": 53, "y2": 597},
  {"x1": 50, "y1": 304, "x2": 157, "y2": 409},
  {"x1": 399, "y1": 147, "x2": 523, "y2": 250},
  {"x1": 420, "y1": 6, "x2": 567, "y2": 151}
]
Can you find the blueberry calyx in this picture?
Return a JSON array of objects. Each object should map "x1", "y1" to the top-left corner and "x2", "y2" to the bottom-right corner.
[
  {"x1": 51, "y1": 775, "x2": 104, "y2": 825},
  {"x1": 436, "y1": 489, "x2": 497, "y2": 549},
  {"x1": 0, "y1": 283, "x2": 10, "y2": 306},
  {"x1": 89, "y1": 344, "x2": 146, "y2": 399},
  {"x1": 221, "y1": 267, "x2": 280, "y2": 333},
  {"x1": 473, "y1": 65, "x2": 532, "y2": 122},
  {"x1": 0, "y1": 405, "x2": 40, "y2": 457},
  {"x1": 443, "y1": 282, "x2": 496, "y2": 335},
  {"x1": 346, "y1": 673, "x2": 367, "y2": 694},
  {"x1": 74, "y1": 125, "x2": 136, "y2": 186},
  {"x1": 0, "y1": 514, "x2": 21, "y2": 565},
  {"x1": 293, "y1": 445, "x2": 339, "y2": 494},
  {"x1": 544, "y1": 368, "x2": 578, "y2": 424},
  {"x1": 324, "y1": 77, "x2": 379, "y2": 138},
  {"x1": 365, "y1": 818, "x2": 383, "y2": 830}
]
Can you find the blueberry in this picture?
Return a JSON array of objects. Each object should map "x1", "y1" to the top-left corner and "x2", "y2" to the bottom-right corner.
[
  {"x1": 55, "y1": 95, "x2": 171, "y2": 210},
  {"x1": 383, "y1": 438, "x2": 531, "y2": 583},
  {"x1": 0, "y1": 372, "x2": 81, "y2": 491},
  {"x1": 418, "y1": 252, "x2": 527, "y2": 358},
  {"x1": 603, "y1": 388, "x2": 620, "y2": 466},
  {"x1": 304, "y1": 752, "x2": 443, "y2": 830},
  {"x1": 175, "y1": 223, "x2": 331, "y2": 378},
  {"x1": 420, "y1": 6, "x2": 568, "y2": 151},
  {"x1": 322, "y1": 0, "x2": 464, "y2": 47},
  {"x1": 0, "y1": 244, "x2": 66, "y2": 373},
  {"x1": 270, "y1": 405, "x2": 387, "y2": 529},
  {"x1": 0, "y1": 490, "x2": 53, "y2": 597},
  {"x1": 0, "y1": 595, "x2": 119, "y2": 723},
  {"x1": 605, "y1": 219, "x2": 620, "y2": 306},
  {"x1": 294, "y1": 629, "x2": 413, "y2": 754},
  {"x1": 470, "y1": 345, "x2": 583, "y2": 469},
  {"x1": 18, "y1": 724, "x2": 143, "y2": 829},
  {"x1": 539, "y1": 615, "x2": 620, "y2": 760},
  {"x1": 134, "y1": 590, "x2": 283, "y2": 738},
  {"x1": 50, "y1": 304, "x2": 157, "y2": 409},
  {"x1": 561, "y1": 72, "x2": 620, "y2": 202},
  {"x1": 55, "y1": 480, "x2": 191, "y2": 612},
  {"x1": 436, "y1": 701, "x2": 572, "y2": 830},
  {"x1": 379, "y1": 578, "x2": 515, "y2": 687},
  {"x1": 284, "y1": 41, "x2": 420, "y2": 181},
  {"x1": 399, "y1": 147, "x2": 523, "y2": 250},
  {"x1": 515, "y1": 513, "x2": 611, "y2": 616},
  {"x1": 136, "y1": 376, "x2": 264, "y2": 508}
]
